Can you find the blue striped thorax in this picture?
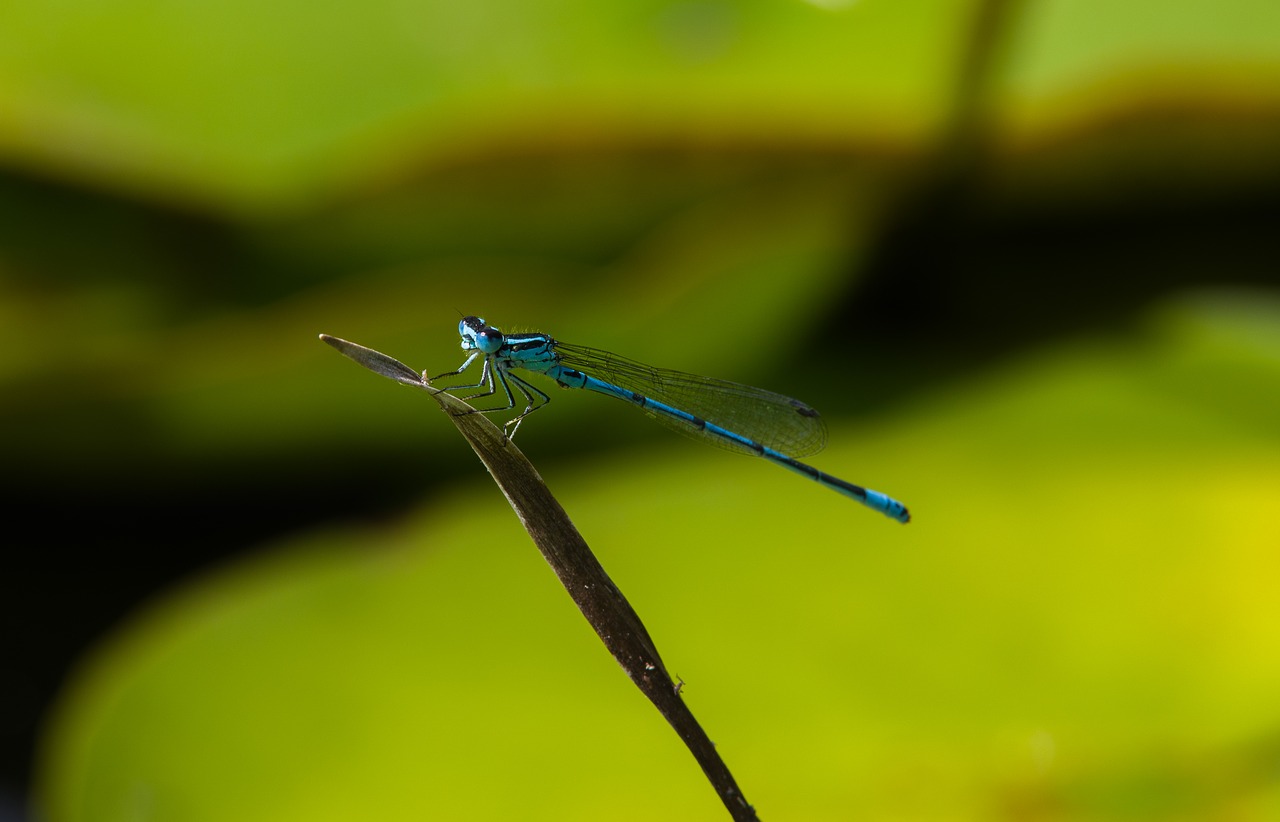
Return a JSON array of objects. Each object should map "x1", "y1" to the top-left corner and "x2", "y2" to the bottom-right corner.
[{"x1": 497, "y1": 333, "x2": 560, "y2": 375}]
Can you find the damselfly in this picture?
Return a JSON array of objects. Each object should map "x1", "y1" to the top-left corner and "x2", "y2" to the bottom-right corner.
[{"x1": 431, "y1": 316, "x2": 910, "y2": 523}]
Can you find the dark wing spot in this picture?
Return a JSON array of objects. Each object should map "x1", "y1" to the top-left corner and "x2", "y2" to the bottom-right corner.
[{"x1": 793, "y1": 401, "x2": 820, "y2": 418}]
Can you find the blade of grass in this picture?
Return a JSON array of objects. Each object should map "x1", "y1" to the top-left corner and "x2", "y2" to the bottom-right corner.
[{"x1": 320, "y1": 334, "x2": 758, "y2": 821}]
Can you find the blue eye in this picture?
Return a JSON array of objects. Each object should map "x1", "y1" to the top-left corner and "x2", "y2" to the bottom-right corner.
[{"x1": 475, "y1": 329, "x2": 503, "y2": 354}]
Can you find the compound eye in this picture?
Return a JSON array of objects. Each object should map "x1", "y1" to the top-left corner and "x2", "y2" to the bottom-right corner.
[{"x1": 474, "y1": 328, "x2": 503, "y2": 354}]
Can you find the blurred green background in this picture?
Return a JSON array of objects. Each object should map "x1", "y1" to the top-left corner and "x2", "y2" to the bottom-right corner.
[{"x1": 4, "y1": 0, "x2": 1280, "y2": 819}]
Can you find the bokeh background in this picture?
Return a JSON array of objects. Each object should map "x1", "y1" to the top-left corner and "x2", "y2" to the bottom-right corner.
[{"x1": 4, "y1": 0, "x2": 1280, "y2": 819}]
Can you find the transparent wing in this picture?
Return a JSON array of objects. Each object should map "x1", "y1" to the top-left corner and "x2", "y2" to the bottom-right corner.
[{"x1": 553, "y1": 342, "x2": 828, "y2": 457}]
